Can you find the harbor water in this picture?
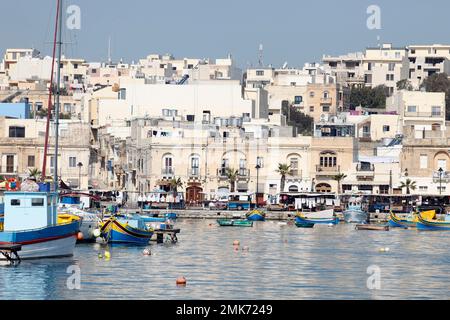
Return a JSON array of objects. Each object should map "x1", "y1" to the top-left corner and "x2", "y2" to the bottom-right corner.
[{"x1": 1, "y1": 219, "x2": 450, "y2": 300}]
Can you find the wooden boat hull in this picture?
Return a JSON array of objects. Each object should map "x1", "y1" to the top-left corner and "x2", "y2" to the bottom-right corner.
[
  {"x1": 101, "y1": 218, "x2": 153, "y2": 244},
  {"x1": 217, "y1": 219, "x2": 253, "y2": 227},
  {"x1": 343, "y1": 209, "x2": 369, "y2": 224},
  {"x1": 0, "y1": 221, "x2": 79, "y2": 260},
  {"x1": 246, "y1": 210, "x2": 266, "y2": 222},
  {"x1": 295, "y1": 215, "x2": 339, "y2": 225},
  {"x1": 417, "y1": 215, "x2": 450, "y2": 231},
  {"x1": 356, "y1": 224, "x2": 389, "y2": 231},
  {"x1": 295, "y1": 222, "x2": 315, "y2": 228},
  {"x1": 388, "y1": 212, "x2": 416, "y2": 228}
]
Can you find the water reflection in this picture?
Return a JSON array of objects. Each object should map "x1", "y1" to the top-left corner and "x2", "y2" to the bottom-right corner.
[{"x1": 1, "y1": 220, "x2": 450, "y2": 299}]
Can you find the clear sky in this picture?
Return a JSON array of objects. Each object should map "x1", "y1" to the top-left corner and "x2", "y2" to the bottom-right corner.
[{"x1": 2, "y1": 0, "x2": 450, "y2": 68}]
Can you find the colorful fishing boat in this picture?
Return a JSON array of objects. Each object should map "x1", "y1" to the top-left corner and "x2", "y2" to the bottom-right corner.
[
  {"x1": 246, "y1": 209, "x2": 266, "y2": 221},
  {"x1": 343, "y1": 197, "x2": 369, "y2": 224},
  {"x1": 100, "y1": 215, "x2": 154, "y2": 244},
  {"x1": 0, "y1": 192, "x2": 81, "y2": 260},
  {"x1": 417, "y1": 212, "x2": 450, "y2": 231},
  {"x1": 217, "y1": 219, "x2": 253, "y2": 227},
  {"x1": 295, "y1": 213, "x2": 339, "y2": 225},
  {"x1": 388, "y1": 210, "x2": 435, "y2": 228},
  {"x1": 295, "y1": 221, "x2": 315, "y2": 228}
]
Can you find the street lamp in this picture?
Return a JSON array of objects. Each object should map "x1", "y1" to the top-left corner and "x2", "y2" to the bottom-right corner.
[
  {"x1": 77, "y1": 162, "x2": 83, "y2": 191},
  {"x1": 438, "y1": 167, "x2": 444, "y2": 195}
]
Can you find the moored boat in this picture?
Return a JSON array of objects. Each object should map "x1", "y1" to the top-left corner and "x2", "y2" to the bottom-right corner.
[
  {"x1": 246, "y1": 209, "x2": 266, "y2": 221},
  {"x1": 355, "y1": 224, "x2": 389, "y2": 231},
  {"x1": 417, "y1": 212, "x2": 450, "y2": 231},
  {"x1": 295, "y1": 213, "x2": 339, "y2": 225},
  {"x1": 0, "y1": 192, "x2": 80, "y2": 260},
  {"x1": 343, "y1": 197, "x2": 369, "y2": 224},
  {"x1": 217, "y1": 219, "x2": 253, "y2": 227},
  {"x1": 295, "y1": 221, "x2": 315, "y2": 228},
  {"x1": 388, "y1": 210, "x2": 435, "y2": 229},
  {"x1": 100, "y1": 215, "x2": 154, "y2": 244}
]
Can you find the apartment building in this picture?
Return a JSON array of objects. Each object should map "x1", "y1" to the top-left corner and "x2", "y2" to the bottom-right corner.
[
  {"x1": 408, "y1": 44, "x2": 450, "y2": 89},
  {"x1": 323, "y1": 52, "x2": 365, "y2": 88}
]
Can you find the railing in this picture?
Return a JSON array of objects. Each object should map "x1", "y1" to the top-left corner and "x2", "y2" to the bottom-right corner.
[
  {"x1": 217, "y1": 168, "x2": 250, "y2": 178},
  {"x1": 433, "y1": 171, "x2": 450, "y2": 183},
  {"x1": 405, "y1": 111, "x2": 443, "y2": 118},
  {"x1": 316, "y1": 165, "x2": 341, "y2": 174},
  {"x1": 187, "y1": 168, "x2": 200, "y2": 177},
  {"x1": 356, "y1": 164, "x2": 375, "y2": 172},
  {"x1": 320, "y1": 97, "x2": 333, "y2": 104},
  {"x1": 161, "y1": 168, "x2": 175, "y2": 176}
]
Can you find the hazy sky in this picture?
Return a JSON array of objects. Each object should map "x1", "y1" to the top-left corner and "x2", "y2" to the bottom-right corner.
[{"x1": 2, "y1": 0, "x2": 450, "y2": 68}]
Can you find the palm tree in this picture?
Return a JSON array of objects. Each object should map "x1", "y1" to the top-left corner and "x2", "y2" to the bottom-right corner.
[
  {"x1": 332, "y1": 173, "x2": 347, "y2": 195},
  {"x1": 169, "y1": 177, "x2": 183, "y2": 197},
  {"x1": 399, "y1": 179, "x2": 417, "y2": 195},
  {"x1": 276, "y1": 164, "x2": 291, "y2": 193},
  {"x1": 225, "y1": 168, "x2": 239, "y2": 193},
  {"x1": 28, "y1": 168, "x2": 42, "y2": 181}
]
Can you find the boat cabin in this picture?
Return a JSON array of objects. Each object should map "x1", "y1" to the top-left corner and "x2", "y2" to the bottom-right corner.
[
  {"x1": 227, "y1": 192, "x2": 255, "y2": 210},
  {"x1": 3, "y1": 192, "x2": 58, "y2": 232}
]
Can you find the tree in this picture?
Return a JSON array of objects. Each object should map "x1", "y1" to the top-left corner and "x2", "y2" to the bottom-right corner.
[
  {"x1": 399, "y1": 179, "x2": 417, "y2": 195},
  {"x1": 421, "y1": 73, "x2": 450, "y2": 120},
  {"x1": 349, "y1": 85, "x2": 389, "y2": 109},
  {"x1": 397, "y1": 79, "x2": 413, "y2": 91},
  {"x1": 276, "y1": 164, "x2": 291, "y2": 193},
  {"x1": 332, "y1": 173, "x2": 347, "y2": 195},
  {"x1": 169, "y1": 177, "x2": 183, "y2": 198},
  {"x1": 28, "y1": 168, "x2": 42, "y2": 181},
  {"x1": 225, "y1": 168, "x2": 239, "y2": 193},
  {"x1": 284, "y1": 106, "x2": 314, "y2": 135}
]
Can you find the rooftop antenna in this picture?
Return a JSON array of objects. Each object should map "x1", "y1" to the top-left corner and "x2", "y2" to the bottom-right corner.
[
  {"x1": 108, "y1": 36, "x2": 112, "y2": 64},
  {"x1": 258, "y1": 44, "x2": 264, "y2": 67}
]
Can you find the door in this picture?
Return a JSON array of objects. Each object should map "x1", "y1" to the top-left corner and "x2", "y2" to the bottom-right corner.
[{"x1": 186, "y1": 186, "x2": 203, "y2": 205}]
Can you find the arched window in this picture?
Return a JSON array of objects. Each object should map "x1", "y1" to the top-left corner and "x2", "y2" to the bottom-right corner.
[
  {"x1": 288, "y1": 185, "x2": 299, "y2": 193},
  {"x1": 189, "y1": 154, "x2": 200, "y2": 176},
  {"x1": 316, "y1": 183, "x2": 332, "y2": 193},
  {"x1": 319, "y1": 151, "x2": 337, "y2": 168},
  {"x1": 162, "y1": 154, "x2": 174, "y2": 175},
  {"x1": 324, "y1": 91, "x2": 329, "y2": 99}
]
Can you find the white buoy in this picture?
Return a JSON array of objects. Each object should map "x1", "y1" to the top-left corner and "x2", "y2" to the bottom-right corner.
[{"x1": 93, "y1": 229, "x2": 101, "y2": 238}]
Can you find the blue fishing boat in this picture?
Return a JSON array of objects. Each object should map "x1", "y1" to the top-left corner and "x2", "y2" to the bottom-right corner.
[
  {"x1": 295, "y1": 213, "x2": 339, "y2": 225},
  {"x1": 295, "y1": 221, "x2": 315, "y2": 228},
  {"x1": 388, "y1": 210, "x2": 435, "y2": 228},
  {"x1": 0, "y1": 192, "x2": 80, "y2": 260},
  {"x1": 417, "y1": 212, "x2": 450, "y2": 231},
  {"x1": 100, "y1": 215, "x2": 154, "y2": 245},
  {"x1": 165, "y1": 212, "x2": 177, "y2": 220},
  {"x1": 343, "y1": 197, "x2": 369, "y2": 224},
  {"x1": 246, "y1": 209, "x2": 266, "y2": 221}
]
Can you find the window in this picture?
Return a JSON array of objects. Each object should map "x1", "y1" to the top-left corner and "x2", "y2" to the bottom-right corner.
[
  {"x1": 432, "y1": 106, "x2": 441, "y2": 116},
  {"x1": 6, "y1": 155, "x2": 14, "y2": 173},
  {"x1": 256, "y1": 70, "x2": 264, "y2": 76},
  {"x1": 290, "y1": 158, "x2": 299, "y2": 176},
  {"x1": 256, "y1": 157, "x2": 264, "y2": 168},
  {"x1": 163, "y1": 155, "x2": 173, "y2": 175},
  {"x1": 438, "y1": 186, "x2": 446, "y2": 193},
  {"x1": 239, "y1": 159, "x2": 247, "y2": 176},
  {"x1": 309, "y1": 91, "x2": 315, "y2": 98},
  {"x1": 367, "y1": 63, "x2": 372, "y2": 71},
  {"x1": 28, "y1": 155, "x2": 35, "y2": 167},
  {"x1": 9, "y1": 126, "x2": 25, "y2": 138},
  {"x1": 438, "y1": 159, "x2": 447, "y2": 171},
  {"x1": 407, "y1": 106, "x2": 417, "y2": 113},
  {"x1": 118, "y1": 88, "x2": 126, "y2": 100},
  {"x1": 323, "y1": 91, "x2": 329, "y2": 99},
  {"x1": 32, "y1": 198, "x2": 44, "y2": 207},
  {"x1": 11, "y1": 199, "x2": 20, "y2": 206},
  {"x1": 294, "y1": 96, "x2": 303, "y2": 104},
  {"x1": 190, "y1": 157, "x2": 199, "y2": 176},
  {"x1": 420, "y1": 155, "x2": 428, "y2": 169},
  {"x1": 395, "y1": 52, "x2": 400, "y2": 59},
  {"x1": 69, "y1": 157, "x2": 77, "y2": 167},
  {"x1": 309, "y1": 106, "x2": 314, "y2": 112},
  {"x1": 319, "y1": 152, "x2": 337, "y2": 168},
  {"x1": 419, "y1": 186, "x2": 428, "y2": 192},
  {"x1": 74, "y1": 64, "x2": 78, "y2": 69},
  {"x1": 386, "y1": 74, "x2": 394, "y2": 81},
  {"x1": 388, "y1": 63, "x2": 395, "y2": 71},
  {"x1": 383, "y1": 125, "x2": 390, "y2": 132},
  {"x1": 322, "y1": 105, "x2": 330, "y2": 112}
]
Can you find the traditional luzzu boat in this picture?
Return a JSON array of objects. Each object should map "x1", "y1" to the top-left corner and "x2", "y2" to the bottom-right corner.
[
  {"x1": 246, "y1": 209, "x2": 266, "y2": 222},
  {"x1": 217, "y1": 219, "x2": 254, "y2": 227},
  {"x1": 0, "y1": 192, "x2": 80, "y2": 260},
  {"x1": 295, "y1": 211, "x2": 339, "y2": 225},
  {"x1": 417, "y1": 212, "x2": 450, "y2": 231},
  {"x1": 343, "y1": 197, "x2": 369, "y2": 224},
  {"x1": 388, "y1": 210, "x2": 435, "y2": 229},
  {"x1": 100, "y1": 215, "x2": 154, "y2": 244},
  {"x1": 295, "y1": 221, "x2": 315, "y2": 228}
]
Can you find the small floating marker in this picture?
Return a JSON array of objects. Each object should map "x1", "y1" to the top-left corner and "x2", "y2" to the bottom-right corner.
[
  {"x1": 176, "y1": 276, "x2": 187, "y2": 286},
  {"x1": 76, "y1": 232, "x2": 84, "y2": 241},
  {"x1": 379, "y1": 247, "x2": 390, "y2": 253},
  {"x1": 242, "y1": 246, "x2": 249, "y2": 251},
  {"x1": 93, "y1": 229, "x2": 101, "y2": 238},
  {"x1": 98, "y1": 253, "x2": 103, "y2": 259},
  {"x1": 233, "y1": 240, "x2": 240, "y2": 246},
  {"x1": 328, "y1": 223, "x2": 334, "y2": 227},
  {"x1": 143, "y1": 248, "x2": 151, "y2": 256},
  {"x1": 104, "y1": 251, "x2": 111, "y2": 259}
]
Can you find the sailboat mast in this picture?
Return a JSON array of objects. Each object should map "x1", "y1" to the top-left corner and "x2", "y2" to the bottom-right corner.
[{"x1": 54, "y1": 0, "x2": 63, "y2": 192}]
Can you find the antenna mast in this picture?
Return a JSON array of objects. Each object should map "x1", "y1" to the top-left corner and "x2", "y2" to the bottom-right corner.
[{"x1": 258, "y1": 44, "x2": 264, "y2": 67}]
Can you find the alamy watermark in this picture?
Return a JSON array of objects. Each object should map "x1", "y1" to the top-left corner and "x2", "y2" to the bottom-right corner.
[
  {"x1": 366, "y1": 5, "x2": 381, "y2": 30},
  {"x1": 66, "y1": 265, "x2": 81, "y2": 290},
  {"x1": 66, "y1": 4, "x2": 81, "y2": 30},
  {"x1": 366, "y1": 265, "x2": 381, "y2": 290}
]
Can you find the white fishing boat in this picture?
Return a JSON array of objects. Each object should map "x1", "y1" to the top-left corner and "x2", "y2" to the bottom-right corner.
[
  {"x1": 293, "y1": 193, "x2": 337, "y2": 219},
  {"x1": 343, "y1": 197, "x2": 369, "y2": 224}
]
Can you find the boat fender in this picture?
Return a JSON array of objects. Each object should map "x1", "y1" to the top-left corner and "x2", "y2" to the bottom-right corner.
[
  {"x1": 233, "y1": 240, "x2": 240, "y2": 246},
  {"x1": 176, "y1": 277, "x2": 187, "y2": 286},
  {"x1": 77, "y1": 232, "x2": 84, "y2": 241}
]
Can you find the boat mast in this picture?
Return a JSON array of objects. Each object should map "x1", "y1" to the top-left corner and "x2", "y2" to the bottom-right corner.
[
  {"x1": 41, "y1": 0, "x2": 61, "y2": 180},
  {"x1": 54, "y1": 0, "x2": 63, "y2": 192}
]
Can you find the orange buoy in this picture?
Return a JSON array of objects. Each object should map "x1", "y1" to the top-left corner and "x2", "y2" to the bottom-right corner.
[
  {"x1": 176, "y1": 276, "x2": 187, "y2": 286},
  {"x1": 77, "y1": 232, "x2": 84, "y2": 241},
  {"x1": 233, "y1": 240, "x2": 240, "y2": 246}
]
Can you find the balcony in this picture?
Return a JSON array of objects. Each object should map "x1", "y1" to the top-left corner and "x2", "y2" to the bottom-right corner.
[
  {"x1": 315, "y1": 165, "x2": 341, "y2": 177},
  {"x1": 405, "y1": 111, "x2": 443, "y2": 118},
  {"x1": 433, "y1": 171, "x2": 450, "y2": 183},
  {"x1": 356, "y1": 164, "x2": 375, "y2": 180},
  {"x1": 217, "y1": 168, "x2": 250, "y2": 180},
  {"x1": 161, "y1": 167, "x2": 175, "y2": 177},
  {"x1": 287, "y1": 170, "x2": 303, "y2": 182},
  {"x1": 187, "y1": 168, "x2": 201, "y2": 180},
  {"x1": 356, "y1": 164, "x2": 375, "y2": 172},
  {"x1": 320, "y1": 97, "x2": 333, "y2": 104}
]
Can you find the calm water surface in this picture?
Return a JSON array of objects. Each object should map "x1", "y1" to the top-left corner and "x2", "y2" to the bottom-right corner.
[{"x1": 1, "y1": 219, "x2": 450, "y2": 300}]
